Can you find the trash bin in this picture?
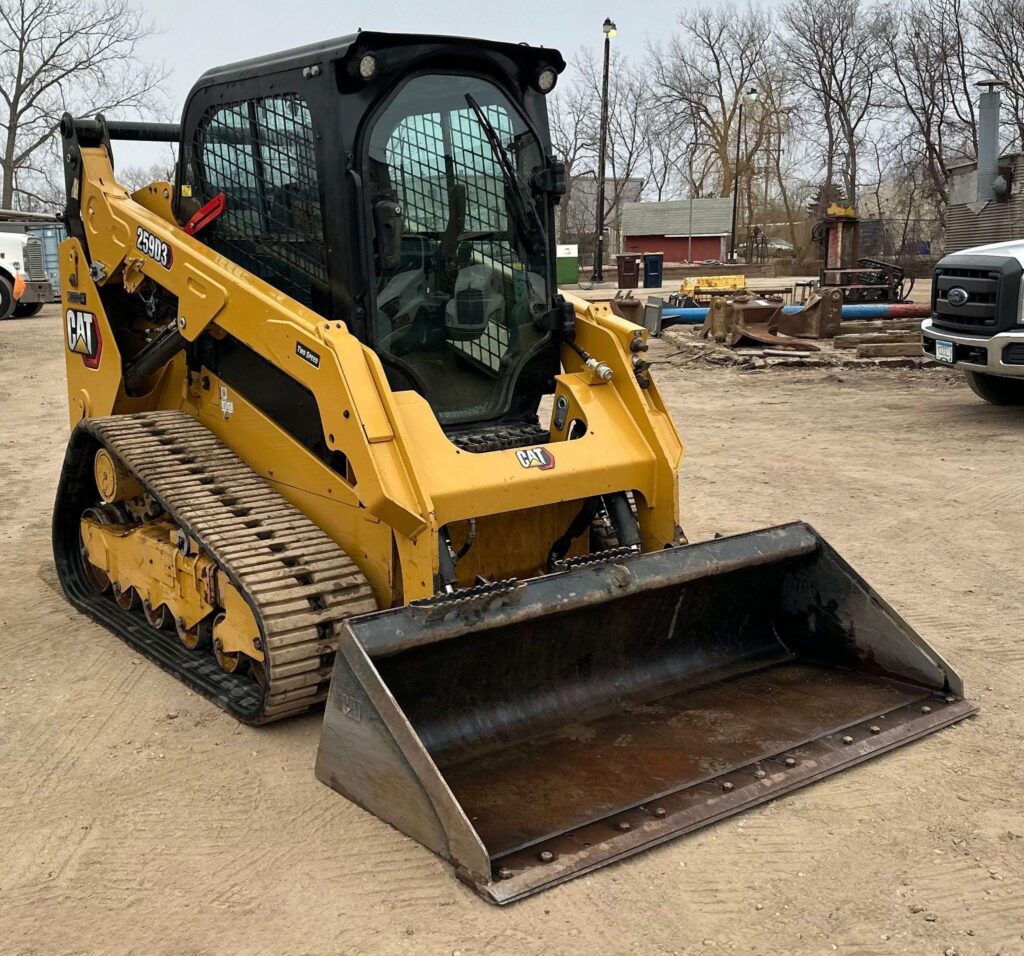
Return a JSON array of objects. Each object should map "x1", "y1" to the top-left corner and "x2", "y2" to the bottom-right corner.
[
  {"x1": 556, "y1": 244, "x2": 579, "y2": 285},
  {"x1": 615, "y1": 253, "x2": 642, "y2": 289},
  {"x1": 642, "y1": 252, "x2": 665, "y2": 289}
]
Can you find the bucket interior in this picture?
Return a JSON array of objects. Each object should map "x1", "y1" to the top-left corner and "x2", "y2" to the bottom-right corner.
[{"x1": 373, "y1": 555, "x2": 944, "y2": 859}]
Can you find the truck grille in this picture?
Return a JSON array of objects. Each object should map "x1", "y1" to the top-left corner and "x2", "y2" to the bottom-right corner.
[
  {"x1": 23, "y1": 237, "x2": 45, "y2": 280},
  {"x1": 932, "y1": 266, "x2": 1000, "y2": 333}
]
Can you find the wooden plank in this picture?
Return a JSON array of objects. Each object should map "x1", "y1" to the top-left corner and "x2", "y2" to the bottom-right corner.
[
  {"x1": 856, "y1": 343, "x2": 927, "y2": 358},
  {"x1": 834, "y1": 332, "x2": 922, "y2": 348},
  {"x1": 839, "y1": 319, "x2": 923, "y2": 335}
]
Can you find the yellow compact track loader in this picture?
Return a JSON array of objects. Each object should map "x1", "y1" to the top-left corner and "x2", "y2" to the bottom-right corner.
[{"x1": 53, "y1": 32, "x2": 975, "y2": 903}]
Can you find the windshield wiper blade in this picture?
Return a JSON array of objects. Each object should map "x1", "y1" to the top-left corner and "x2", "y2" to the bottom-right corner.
[{"x1": 464, "y1": 93, "x2": 546, "y2": 254}]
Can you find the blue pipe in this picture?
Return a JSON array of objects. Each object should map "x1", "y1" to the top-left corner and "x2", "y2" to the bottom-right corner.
[{"x1": 662, "y1": 303, "x2": 929, "y2": 325}]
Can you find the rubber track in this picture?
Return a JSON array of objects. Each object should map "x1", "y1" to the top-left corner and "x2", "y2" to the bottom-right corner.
[{"x1": 53, "y1": 410, "x2": 378, "y2": 723}]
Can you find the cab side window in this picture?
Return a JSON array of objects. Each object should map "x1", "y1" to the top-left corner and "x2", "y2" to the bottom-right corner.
[{"x1": 195, "y1": 94, "x2": 326, "y2": 310}]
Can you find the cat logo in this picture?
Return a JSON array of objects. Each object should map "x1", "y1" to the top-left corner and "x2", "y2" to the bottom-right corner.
[
  {"x1": 515, "y1": 446, "x2": 555, "y2": 471},
  {"x1": 66, "y1": 308, "x2": 101, "y2": 368}
]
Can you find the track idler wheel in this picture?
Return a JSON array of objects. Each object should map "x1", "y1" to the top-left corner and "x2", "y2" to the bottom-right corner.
[
  {"x1": 79, "y1": 506, "x2": 113, "y2": 594},
  {"x1": 176, "y1": 616, "x2": 212, "y2": 650},
  {"x1": 212, "y1": 614, "x2": 248, "y2": 674},
  {"x1": 113, "y1": 581, "x2": 136, "y2": 610},
  {"x1": 143, "y1": 599, "x2": 171, "y2": 630}
]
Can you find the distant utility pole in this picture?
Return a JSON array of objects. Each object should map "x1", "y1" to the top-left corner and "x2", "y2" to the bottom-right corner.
[
  {"x1": 592, "y1": 17, "x2": 616, "y2": 282},
  {"x1": 729, "y1": 87, "x2": 758, "y2": 263}
]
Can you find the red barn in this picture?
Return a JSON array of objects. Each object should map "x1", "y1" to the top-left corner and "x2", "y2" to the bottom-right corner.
[{"x1": 622, "y1": 197, "x2": 732, "y2": 262}]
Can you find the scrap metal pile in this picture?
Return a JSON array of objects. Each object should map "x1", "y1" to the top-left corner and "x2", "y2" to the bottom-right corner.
[
  {"x1": 698, "y1": 290, "x2": 843, "y2": 350},
  {"x1": 644, "y1": 290, "x2": 936, "y2": 370}
]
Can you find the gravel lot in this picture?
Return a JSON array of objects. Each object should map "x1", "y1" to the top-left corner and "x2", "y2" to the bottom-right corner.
[{"x1": 1, "y1": 306, "x2": 1022, "y2": 955}]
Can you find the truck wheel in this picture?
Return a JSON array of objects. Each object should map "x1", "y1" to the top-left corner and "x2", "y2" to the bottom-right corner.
[
  {"x1": 12, "y1": 301, "x2": 42, "y2": 318},
  {"x1": 964, "y1": 370, "x2": 1024, "y2": 405},
  {"x1": 0, "y1": 276, "x2": 14, "y2": 319}
]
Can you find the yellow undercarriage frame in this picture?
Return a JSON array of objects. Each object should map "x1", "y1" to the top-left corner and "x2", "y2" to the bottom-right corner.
[{"x1": 80, "y1": 514, "x2": 263, "y2": 665}]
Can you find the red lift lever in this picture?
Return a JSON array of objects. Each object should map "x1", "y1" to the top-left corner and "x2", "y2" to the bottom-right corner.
[{"x1": 183, "y1": 192, "x2": 226, "y2": 236}]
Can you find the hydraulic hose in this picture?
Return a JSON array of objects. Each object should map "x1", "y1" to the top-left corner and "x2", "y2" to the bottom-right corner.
[
  {"x1": 603, "y1": 492, "x2": 641, "y2": 549},
  {"x1": 123, "y1": 325, "x2": 186, "y2": 394}
]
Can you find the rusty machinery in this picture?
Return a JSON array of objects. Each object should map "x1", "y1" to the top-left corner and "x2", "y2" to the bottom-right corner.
[{"x1": 813, "y1": 204, "x2": 913, "y2": 303}]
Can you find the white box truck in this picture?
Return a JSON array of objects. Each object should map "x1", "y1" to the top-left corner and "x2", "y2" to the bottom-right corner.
[{"x1": 0, "y1": 230, "x2": 54, "y2": 318}]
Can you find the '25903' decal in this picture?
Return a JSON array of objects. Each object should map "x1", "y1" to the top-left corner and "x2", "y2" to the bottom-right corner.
[{"x1": 136, "y1": 226, "x2": 172, "y2": 268}]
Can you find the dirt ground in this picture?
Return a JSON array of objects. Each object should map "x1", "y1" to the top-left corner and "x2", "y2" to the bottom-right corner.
[{"x1": 2, "y1": 306, "x2": 1022, "y2": 956}]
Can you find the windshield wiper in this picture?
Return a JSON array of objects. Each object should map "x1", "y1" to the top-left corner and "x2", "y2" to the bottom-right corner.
[{"x1": 464, "y1": 93, "x2": 546, "y2": 254}]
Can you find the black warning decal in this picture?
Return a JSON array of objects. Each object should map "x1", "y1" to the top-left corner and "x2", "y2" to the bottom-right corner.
[
  {"x1": 66, "y1": 308, "x2": 102, "y2": 368},
  {"x1": 296, "y1": 342, "x2": 321, "y2": 368}
]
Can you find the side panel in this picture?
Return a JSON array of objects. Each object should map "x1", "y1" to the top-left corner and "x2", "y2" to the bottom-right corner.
[
  {"x1": 186, "y1": 371, "x2": 398, "y2": 604},
  {"x1": 61, "y1": 237, "x2": 121, "y2": 425},
  {"x1": 60, "y1": 237, "x2": 182, "y2": 425}
]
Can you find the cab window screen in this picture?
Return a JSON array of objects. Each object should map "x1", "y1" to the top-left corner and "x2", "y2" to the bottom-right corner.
[
  {"x1": 195, "y1": 94, "x2": 326, "y2": 308},
  {"x1": 367, "y1": 75, "x2": 551, "y2": 426}
]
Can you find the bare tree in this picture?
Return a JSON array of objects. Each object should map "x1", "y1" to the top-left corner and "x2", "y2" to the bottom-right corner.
[
  {"x1": 781, "y1": 0, "x2": 882, "y2": 203},
  {"x1": 118, "y1": 158, "x2": 175, "y2": 192},
  {"x1": 756, "y1": 68, "x2": 812, "y2": 254},
  {"x1": 550, "y1": 0, "x2": 1004, "y2": 256},
  {"x1": 649, "y1": 4, "x2": 776, "y2": 197},
  {"x1": 878, "y1": 0, "x2": 978, "y2": 226},
  {"x1": 644, "y1": 121, "x2": 685, "y2": 202},
  {"x1": 548, "y1": 80, "x2": 595, "y2": 242},
  {"x1": 574, "y1": 49, "x2": 653, "y2": 250},
  {"x1": 0, "y1": 0, "x2": 166, "y2": 208},
  {"x1": 682, "y1": 141, "x2": 718, "y2": 198},
  {"x1": 970, "y1": 0, "x2": 1024, "y2": 149}
]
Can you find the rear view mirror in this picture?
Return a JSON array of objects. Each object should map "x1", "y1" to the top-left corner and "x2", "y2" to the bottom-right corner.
[{"x1": 373, "y1": 198, "x2": 403, "y2": 272}]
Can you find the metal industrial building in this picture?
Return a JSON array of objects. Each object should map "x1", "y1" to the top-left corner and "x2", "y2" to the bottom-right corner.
[
  {"x1": 621, "y1": 197, "x2": 732, "y2": 262},
  {"x1": 944, "y1": 83, "x2": 1024, "y2": 254},
  {"x1": 945, "y1": 152, "x2": 1024, "y2": 253}
]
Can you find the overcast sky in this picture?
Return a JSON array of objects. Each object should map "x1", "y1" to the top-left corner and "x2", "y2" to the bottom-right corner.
[{"x1": 115, "y1": 0, "x2": 693, "y2": 167}]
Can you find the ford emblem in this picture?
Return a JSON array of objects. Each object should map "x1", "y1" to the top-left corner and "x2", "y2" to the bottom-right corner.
[{"x1": 947, "y1": 287, "x2": 969, "y2": 307}]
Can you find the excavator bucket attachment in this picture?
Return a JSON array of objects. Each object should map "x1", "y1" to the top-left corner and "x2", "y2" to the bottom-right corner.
[{"x1": 316, "y1": 523, "x2": 974, "y2": 903}]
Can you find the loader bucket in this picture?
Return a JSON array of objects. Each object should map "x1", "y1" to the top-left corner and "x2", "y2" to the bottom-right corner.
[{"x1": 315, "y1": 522, "x2": 975, "y2": 903}]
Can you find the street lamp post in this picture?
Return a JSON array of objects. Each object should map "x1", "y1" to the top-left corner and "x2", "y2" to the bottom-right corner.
[
  {"x1": 687, "y1": 149, "x2": 695, "y2": 263},
  {"x1": 729, "y1": 87, "x2": 758, "y2": 263},
  {"x1": 592, "y1": 17, "x2": 616, "y2": 282}
]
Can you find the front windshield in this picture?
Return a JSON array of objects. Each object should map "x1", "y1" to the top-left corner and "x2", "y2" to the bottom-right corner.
[{"x1": 365, "y1": 74, "x2": 551, "y2": 426}]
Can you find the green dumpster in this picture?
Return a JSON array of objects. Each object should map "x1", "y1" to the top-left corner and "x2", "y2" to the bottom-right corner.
[{"x1": 556, "y1": 244, "x2": 579, "y2": 285}]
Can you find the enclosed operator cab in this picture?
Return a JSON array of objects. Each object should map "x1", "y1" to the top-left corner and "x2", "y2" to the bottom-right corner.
[{"x1": 174, "y1": 33, "x2": 571, "y2": 445}]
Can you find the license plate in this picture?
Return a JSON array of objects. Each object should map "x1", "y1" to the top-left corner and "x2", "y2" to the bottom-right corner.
[{"x1": 935, "y1": 339, "x2": 955, "y2": 363}]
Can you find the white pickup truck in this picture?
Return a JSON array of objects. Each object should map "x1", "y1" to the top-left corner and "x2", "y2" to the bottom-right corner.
[
  {"x1": 922, "y1": 239, "x2": 1024, "y2": 404},
  {"x1": 0, "y1": 231, "x2": 54, "y2": 319}
]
